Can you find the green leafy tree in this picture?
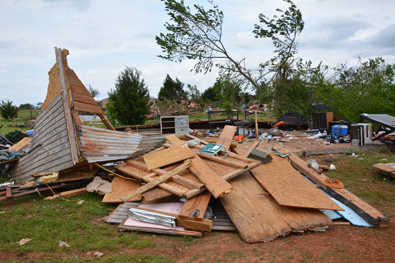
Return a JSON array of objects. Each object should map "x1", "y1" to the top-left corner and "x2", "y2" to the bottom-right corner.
[
  {"x1": 158, "y1": 74, "x2": 187, "y2": 103},
  {"x1": 156, "y1": 0, "x2": 304, "y2": 95},
  {"x1": 0, "y1": 100, "x2": 18, "y2": 120},
  {"x1": 201, "y1": 86, "x2": 218, "y2": 104},
  {"x1": 317, "y1": 57, "x2": 395, "y2": 122},
  {"x1": 106, "y1": 67, "x2": 150, "y2": 125}
]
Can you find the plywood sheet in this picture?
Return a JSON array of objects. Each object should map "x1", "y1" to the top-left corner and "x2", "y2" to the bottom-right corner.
[
  {"x1": 250, "y1": 154, "x2": 343, "y2": 211},
  {"x1": 289, "y1": 153, "x2": 390, "y2": 226},
  {"x1": 102, "y1": 176, "x2": 142, "y2": 203},
  {"x1": 216, "y1": 125, "x2": 237, "y2": 151},
  {"x1": 220, "y1": 172, "x2": 332, "y2": 243},
  {"x1": 143, "y1": 144, "x2": 194, "y2": 170}
]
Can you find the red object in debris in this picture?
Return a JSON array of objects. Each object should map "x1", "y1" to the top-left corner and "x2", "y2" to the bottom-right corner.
[
  {"x1": 273, "y1": 121, "x2": 285, "y2": 129},
  {"x1": 234, "y1": 135, "x2": 244, "y2": 142}
]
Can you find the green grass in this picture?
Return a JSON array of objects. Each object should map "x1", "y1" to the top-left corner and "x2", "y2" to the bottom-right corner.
[{"x1": 306, "y1": 149, "x2": 395, "y2": 214}]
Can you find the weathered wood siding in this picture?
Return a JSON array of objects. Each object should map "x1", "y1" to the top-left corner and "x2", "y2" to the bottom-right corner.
[{"x1": 9, "y1": 94, "x2": 74, "y2": 182}]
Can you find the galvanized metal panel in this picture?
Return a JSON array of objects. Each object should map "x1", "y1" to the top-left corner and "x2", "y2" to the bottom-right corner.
[{"x1": 77, "y1": 125, "x2": 166, "y2": 163}]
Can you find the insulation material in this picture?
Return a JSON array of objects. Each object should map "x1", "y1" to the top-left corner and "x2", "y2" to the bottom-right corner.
[{"x1": 87, "y1": 177, "x2": 112, "y2": 195}]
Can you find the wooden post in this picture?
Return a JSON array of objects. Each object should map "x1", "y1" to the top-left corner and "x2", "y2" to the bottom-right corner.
[{"x1": 255, "y1": 110, "x2": 259, "y2": 139}]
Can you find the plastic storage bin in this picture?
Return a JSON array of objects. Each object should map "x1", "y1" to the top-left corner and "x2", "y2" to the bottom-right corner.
[
  {"x1": 332, "y1": 125, "x2": 340, "y2": 136},
  {"x1": 340, "y1": 125, "x2": 348, "y2": 136}
]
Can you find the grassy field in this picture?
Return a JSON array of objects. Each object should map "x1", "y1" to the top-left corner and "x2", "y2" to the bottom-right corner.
[{"x1": 0, "y1": 149, "x2": 394, "y2": 262}]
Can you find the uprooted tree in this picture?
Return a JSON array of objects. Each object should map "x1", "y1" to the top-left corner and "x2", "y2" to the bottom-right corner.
[
  {"x1": 106, "y1": 67, "x2": 150, "y2": 125},
  {"x1": 156, "y1": 0, "x2": 304, "y2": 113}
]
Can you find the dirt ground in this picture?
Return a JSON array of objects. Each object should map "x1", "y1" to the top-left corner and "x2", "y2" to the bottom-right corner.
[{"x1": 1, "y1": 223, "x2": 394, "y2": 262}]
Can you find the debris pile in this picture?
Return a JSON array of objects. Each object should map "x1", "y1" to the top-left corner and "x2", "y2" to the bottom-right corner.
[{"x1": 0, "y1": 48, "x2": 391, "y2": 243}]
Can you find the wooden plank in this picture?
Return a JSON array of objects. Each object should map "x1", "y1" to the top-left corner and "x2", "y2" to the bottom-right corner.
[
  {"x1": 289, "y1": 153, "x2": 390, "y2": 226},
  {"x1": 143, "y1": 188, "x2": 175, "y2": 202},
  {"x1": 167, "y1": 135, "x2": 234, "y2": 198},
  {"x1": 130, "y1": 205, "x2": 212, "y2": 232},
  {"x1": 255, "y1": 110, "x2": 259, "y2": 139},
  {"x1": 126, "y1": 159, "x2": 204, "y2": 190},
  {"x1": 9, "y1": 137, "x2": 31, "y2": 152},
  {"x1": 118, "y1": 218, "x2": 202, "y2": 237},
  {"x1": 220, "y1": 171, "x2": 332, "y2": 243},
  {"x1": 178, "y1": 192, "x2": 211, "y2": 221},
  {"x1": 143, "y1": 144, "x2": 194, "y2": 171},
  {"x1": 102, "y1": 176, "x2": 142, "y2": 203},
  {"x1": 250, "y1": 154, "x2": 343, "y2": 211},
  {"x1": 195, "y1": 150, "x2": 248, "y2": 169},
  {"x1": 72, "y1": 92, "x2": 100, "y2": 106},
  {"x1": 73, "y1": 101, "x2": 103, "y2": 114},
  {"x1": 189, "y1": 156, "x2": 234, "y2": 198},
  {"x1": 97, "y1": 113, "x2": 115, "y2": 131},
  {"x1": 120, "y1": 160, "x2": 192, "y2": 201},
  {"x1": 216, "y1": 125, "x2": 237, "y2": 151},
  {"x1": 71, "y1": 111, "x2": 82, "y2": 126},
  {"x1": 115, "y1": 162, "x2": 191, "y2": 198},
  {"x1": 44, "y1": 187, "x2": 87, "y2": 200}
]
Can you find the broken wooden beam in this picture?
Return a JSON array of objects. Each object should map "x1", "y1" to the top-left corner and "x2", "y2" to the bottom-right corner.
[{"x1": 120, "y1": 160, "x2": 192, "y2": 201}]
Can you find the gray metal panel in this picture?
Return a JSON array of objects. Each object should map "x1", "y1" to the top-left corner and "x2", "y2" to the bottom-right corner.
[{"x1": 77, "y1": 125, "x2": 166, "y2": 163}]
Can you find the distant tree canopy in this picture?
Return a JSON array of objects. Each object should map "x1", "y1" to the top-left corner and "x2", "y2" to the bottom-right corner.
[
  {"x1": 0, "y1": 100, "x2": 18, "y2": 120},
  {"x1": 158, "y1": 74, "x2": 187, "y2": 103},
  {"x1": 107, "y1": 67, "x2": 150, "y2": 125},
  {"x1": 87, "y1": 85, "x2": 100, "y2": 99},
  {"x1": 19, "y1": 103, "x2": 35, "y2": 110}
]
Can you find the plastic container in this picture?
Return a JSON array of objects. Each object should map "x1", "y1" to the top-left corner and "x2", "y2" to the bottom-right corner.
[
  {"x1": 332, "y1": 125, "x2": 340, "y2": 136},
  {"x1": 340, "y1": 125, "x2": 348, "y2": 136}
]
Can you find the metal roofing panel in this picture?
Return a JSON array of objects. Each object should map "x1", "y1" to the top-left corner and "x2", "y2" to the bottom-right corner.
[{"x1": 77, "y1": 125, "x2": 165, "y2": 163}]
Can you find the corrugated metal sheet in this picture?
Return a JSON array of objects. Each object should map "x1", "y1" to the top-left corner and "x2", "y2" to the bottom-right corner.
[{"x1": 77, "y1": 125, "x2": 166, "y2": 163}]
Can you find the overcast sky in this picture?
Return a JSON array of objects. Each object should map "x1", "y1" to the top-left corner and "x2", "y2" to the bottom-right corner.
[{"x1": 1, "y1": 0, "x2": 395, "y2": 106}]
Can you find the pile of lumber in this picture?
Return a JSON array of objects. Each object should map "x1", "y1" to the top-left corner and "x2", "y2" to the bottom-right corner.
[{"x1": 98, "y1": 125, "x2": 389, "y2": 242}]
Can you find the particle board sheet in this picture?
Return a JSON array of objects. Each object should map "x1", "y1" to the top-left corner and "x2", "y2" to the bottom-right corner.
[
  {"x1": 219, "y1": 172, "x2": 332, "y2": 243},
  {"x1": 77, "y1": 125, "x2": 166, "y2": 163},
  {"x1": 9, "y1": 94, "x2": 75, "y2": 182},
  {"x1": 289, "y1": 153, "x2": 390, "y2": 226},
  {"x1": 143, "y1": 144, "x2": 194, "y2": 170},
  {"x1": 216, "y1": 125, "x2": 237, "y2": 151},
  {"x1": 250, "y1": 155, "x2": 344, "y2": 211},
  {"x1": 102, "y1": 176, "x2": 143, "y2": 203}
]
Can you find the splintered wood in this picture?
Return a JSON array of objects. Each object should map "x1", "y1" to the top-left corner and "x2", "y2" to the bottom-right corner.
[
  {"x1": 120, "y1": 160, "x2": 192, "y2": 201},
  {"x1": 166, "y1": 135, "x2": 234, "y2": 198}
]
